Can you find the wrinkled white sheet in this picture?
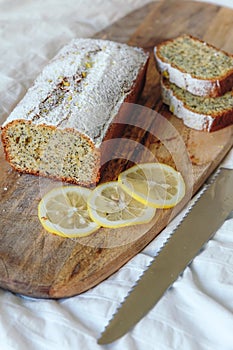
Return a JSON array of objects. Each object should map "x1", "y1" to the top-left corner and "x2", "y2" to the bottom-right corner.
[{"x1": 0, "y1": 1, "x2": 233, "y2": 349}]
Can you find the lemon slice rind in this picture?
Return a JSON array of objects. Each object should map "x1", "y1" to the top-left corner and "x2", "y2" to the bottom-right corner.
[
  {"x1": 87, "y1": 181, "x2": 156, "y2": 228},
  {"x1": 118, "y1": 163, "x2": 186, "y2": 209},
  {"x1": 38, "y1": 186, "x2": 100, "y2": 238}
]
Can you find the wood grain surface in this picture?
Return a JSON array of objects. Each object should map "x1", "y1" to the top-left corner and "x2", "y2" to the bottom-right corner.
[{"x1": 0, "y1": 0, "x2": 233, "y2": 298}]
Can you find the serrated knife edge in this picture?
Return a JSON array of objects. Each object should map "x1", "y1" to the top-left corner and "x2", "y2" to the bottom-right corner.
[{"x1": 98, "y1": 167, "x2": 233, "y2": 345}]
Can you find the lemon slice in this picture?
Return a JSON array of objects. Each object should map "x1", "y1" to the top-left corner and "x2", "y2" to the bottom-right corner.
[
  {"x1": 118, "y1": 163, "x2": 186, "y2": 209},
  {"x1": 87, "y1": 181, "x2": 156, "y2": 228},
  {"x1": 38, "y1": 186, "x2": 100, "y2": 237}
]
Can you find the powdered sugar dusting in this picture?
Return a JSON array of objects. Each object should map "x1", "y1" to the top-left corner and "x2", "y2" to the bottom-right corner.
[{"x1": 3, "y1": 39, "x2": 148, "y2": 146}]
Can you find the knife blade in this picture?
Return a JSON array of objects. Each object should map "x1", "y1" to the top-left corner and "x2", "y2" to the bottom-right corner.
[{"x1": 98, "y1": 166, "x2": 233, "y2": 345}]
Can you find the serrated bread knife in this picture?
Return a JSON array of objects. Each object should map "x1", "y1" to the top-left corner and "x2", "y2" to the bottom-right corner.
[{"x1": 98, "y1": 165, "x2": 233, "y2": 345}]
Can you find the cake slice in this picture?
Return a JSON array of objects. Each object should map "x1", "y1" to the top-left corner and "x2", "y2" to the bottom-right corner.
[
  {"x1": 1, "y1": 38, "x2": 149, "y2": 186},
  {"x1": 161, "y1": 78, "x2": 233, "y2": 132},
  {"x1": 154, "y1": 34, "x2": 233, "y2": 97}
]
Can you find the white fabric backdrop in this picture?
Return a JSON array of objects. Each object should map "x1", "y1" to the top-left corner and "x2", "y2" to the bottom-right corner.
[{"x1": 0, "y1": 1, "x2": 233, "y2": 349}]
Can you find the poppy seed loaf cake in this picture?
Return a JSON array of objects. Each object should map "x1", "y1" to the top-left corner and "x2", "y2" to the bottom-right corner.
[
  {"x1": 161, "y1": 78, "x2": 233, "y2": 132},
  {"x1": 1, "y1": 38, "x2": 149, "y2": 186},
  {"x1": 154, "y1": 34, "x2": 233, "y2": 97}
]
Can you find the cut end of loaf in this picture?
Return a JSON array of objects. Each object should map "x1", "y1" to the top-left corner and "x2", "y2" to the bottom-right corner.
[{"x1": 1, "y1": 120, "x2": 100, "y2": 186}]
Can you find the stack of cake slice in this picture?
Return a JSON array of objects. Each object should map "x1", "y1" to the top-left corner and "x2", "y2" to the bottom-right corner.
[{"x1": 154, "y1": 34, "x2": 233, "y2": 132}]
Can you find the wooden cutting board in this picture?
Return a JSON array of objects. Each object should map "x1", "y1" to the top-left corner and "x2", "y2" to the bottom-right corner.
[{"x1": 0, "y1": 0, "x2": 233, "y2": 298}]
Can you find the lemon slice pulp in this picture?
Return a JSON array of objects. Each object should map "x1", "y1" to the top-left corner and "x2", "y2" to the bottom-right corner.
[
  {"x1": 118, "y1": 163, "x2": 186, "y2": 209},
  {"x1": 38, "y1": 186, "x2": 100, "y2": 237},
  {"x1": 87, "y1": 181, "x2": 156, "y2": 228}
]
